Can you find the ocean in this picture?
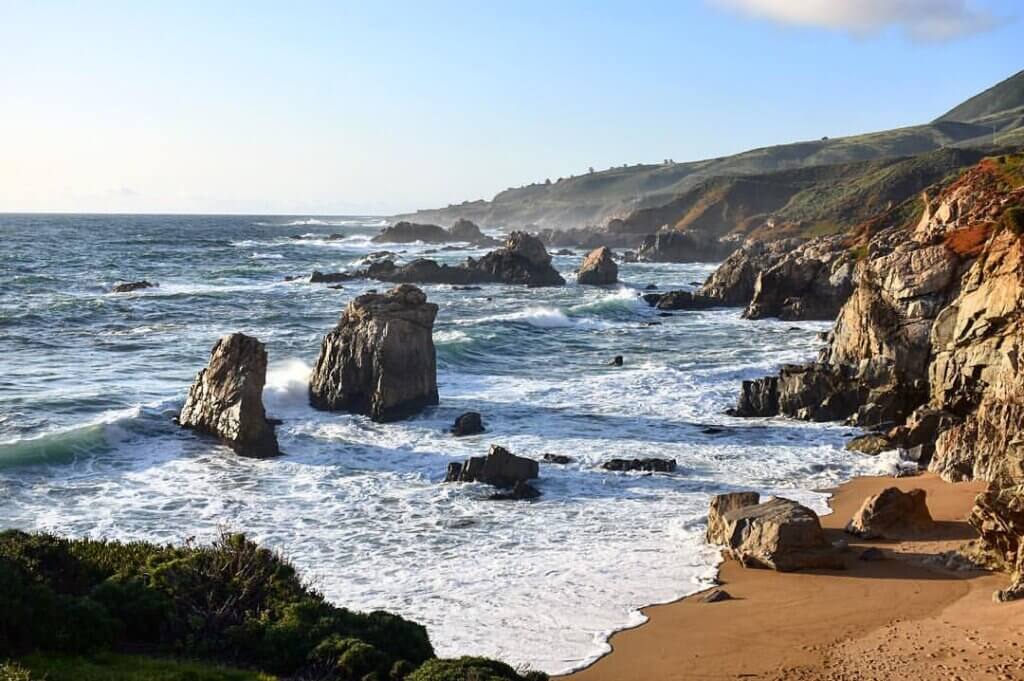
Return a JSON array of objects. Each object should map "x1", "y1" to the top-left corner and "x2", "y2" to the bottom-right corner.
[{"x1": 0, "y1": 214, "x2": 899, "y2": 674}]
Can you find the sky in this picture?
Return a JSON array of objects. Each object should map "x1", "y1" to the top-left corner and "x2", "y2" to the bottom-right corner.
[{"x1": 0, "y1": 0, "x2": 1020, "y2": 215}]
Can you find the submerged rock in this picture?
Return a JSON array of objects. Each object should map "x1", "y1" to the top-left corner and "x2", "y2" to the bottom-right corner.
[
  {"x1": 489, "y1": 480, "x2": 542, "y2": 501},
  {"x1": 178, "y1": 333, "x2": 280, "y2": 458},
  {"x1": 111, "y1": 280, "x2": 157, "y2": 293},
  {"x1": 846, "y1": 487, "x2": 934, "y2": 539},
  {"x1": 452, "y1": 411, "x2": 485, "y2": 436},
  {"x1": 577, "y1": 246, "x2": 618, "y2": 285},
  {"x1": 309, "y1": 284, "x2": 439, "y2": 422},
  {"x1": 602, "y1": 458, "x2": 676, "y2": 473},
  {"x1": 542, "y1": 453, "x2": 574, "y2": 464},
  {"x1": 445, "y1": 445, "x2": 540, "y2": 499},
  {"x1": 647, "y1": 290, "x2": 722, "y2": 311},
  {"x1": 706, "y1": 494, "x2": 844, "y2": 571}
]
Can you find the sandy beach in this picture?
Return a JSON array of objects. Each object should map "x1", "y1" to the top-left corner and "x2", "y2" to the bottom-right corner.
[{"x1": 564, "y1": 473, "x2": 1024, "y2": 681}]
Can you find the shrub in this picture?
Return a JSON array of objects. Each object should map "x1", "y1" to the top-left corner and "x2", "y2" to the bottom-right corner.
[
  {"x1": 406, "y1": 657, "x2": 547, "y2": 681},
  {"x1": 1002, "y1": 206, "x2": 1024, "y2": 236},
  {"x1": 0, "y1": 662, "x2": 36, "y2": 681}
]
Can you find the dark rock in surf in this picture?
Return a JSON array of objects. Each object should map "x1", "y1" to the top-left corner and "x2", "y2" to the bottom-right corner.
[
  {"x1": 542, "y1": 453, "x2": 574, "y2": 464},
  {"x1": 309, "y1": 284, "x2": 438, "y2": 422},
  {"x1": 609, "y1": 355, "x2": 624, "y2": 367},
  {"x1": 111, "y1": 280, "x2": 157, "y2": 293},
  {"x1": 452, "y1": 411, "x2": 485, "y2": 436},
  {"x1": 445, "y1": 445, "x2": 540, "y2": 497},
  {"x1": 577, "y1": 246, "x2": 618, "y2": 285},
  {"x1": 602, "y1": 458, "x2": 676, "y2": 473},
  {"x1": 373, "y1": 221, "x2": 451, "y2": 244},
  {"x1": 489, "y1": 480, "x2": 542, "y2": 500},
  {"x1": 178, "y1": 332, "x2": 280, "y2": 458},
  {"x1": 653, "y1": 290, "x2": 722, "y2": 311},
  {"x1": 310, "y1": 270, "x2": 355, "y2": 284}
]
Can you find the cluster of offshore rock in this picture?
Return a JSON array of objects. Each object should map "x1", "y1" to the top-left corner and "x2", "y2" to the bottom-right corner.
[{"x1": 372, "y1": 219, "x2": 501, "y2": 247}]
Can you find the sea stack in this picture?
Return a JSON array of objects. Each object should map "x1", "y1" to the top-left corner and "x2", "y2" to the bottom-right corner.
[
  {"x1": 178, "y1": 332, "x2": 280, "y2": 457},
  {"x1": 309, "y1": 284, "x2": 439, "y2": 422},
  {"x1": 577, "y1": 246, "x2": 618, "y2": 285}
]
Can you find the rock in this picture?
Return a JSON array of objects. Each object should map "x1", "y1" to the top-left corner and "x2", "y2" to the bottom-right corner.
[
  {"x1": 446, "y1": 445, "x2": 540, "y2": 488},
  {"x1": 644, "y1": 283, "x2": 658, "y2": 290},
  {"x1": 489, "y1": 480, "x2": 542, "y2": 501},
  {"x1": 609, "y1": 355, "x2": 624, "y2": 367},
  {"x1": 701, "y1": 588, "x2": 732, "y2": 603},
  {"x1": 859, "y1": 547, "x2": 886, "y2": 561},
  {"x1": 743, "y1": 236, "x2": 854, "y2": 321},
  {"x1": 373, "y1": 221, "x2": 451, "y2": 244},
  {"x1": 706, "y1": 492, "x2": 760, "y2": 544},
  {"x1": 309, "y1": 284, "x2": 439, "y2": 422},
  {"x1": 448, "y1": 218, "x2": 483, "y2": 241},
  {"x1": 846, "y1": 487, "x2": 934, "y2": 539},
  {"x1": 845, "y1": 433, "x2": 893, "y2": 456},
  {"x1": 707, "y1": 496, "x2": 844, "y2": 571},
  {"x1": 727, "y1": 377, "x2": 779, "y2": 417},
  {"x1": 969, "y1": 472, "x2": 1024, "y2": 602},
  {"x1": 111, "y1": 280, "x2": 157, "y2": 293},
  {"x1": 452, "y1": 411, "x2": 484, "y2": 436},
  {"x1": 637, "y1": 230, "x2": 731, "y2": 263},
  {"x1": 652, "y1": 290, "x2": 722, "y2": 311},
  {"x1": 602, "y1": 458, "x2": 676, "y2": 473},
  {"x1": 542, "y1": 453, "x2": 573, "y2": 464},
  {"x1": 577, "y1": 246, "x2": 618, "y2": 285},
  {"x1": 553, "y1": 249, "x2": 575, "y2": 256},
  {"x1": 310, "y1": 271, "x2": 354, "y2": 284},
  {"x1": 698, "y1": 238, "x2": 806, "y2": 306},
  {"x1": 178, "y1": 333, "x2": 279, "y2": 458}
]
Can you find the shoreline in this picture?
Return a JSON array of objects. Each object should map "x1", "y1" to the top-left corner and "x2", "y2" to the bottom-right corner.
[{"x1": 560, "y1": 472, "x2": 1024, "y2": 681}]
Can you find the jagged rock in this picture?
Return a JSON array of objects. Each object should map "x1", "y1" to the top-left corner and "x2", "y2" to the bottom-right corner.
[
  {"x1": 309, "y1": 284, "x2": 438, "y2": 422},
  {"x1": 706, "y1": 491, "x2": 761, "y2": 544},
  {"x1": 846, "y1": 487, "x2": 934, "y2": 539},
  {"x1": 602, "y1": 458, "x2": 676, "y2": 473},
  {"x1": 699, "y1": 239, "x2": 806, "y2": 306},
  {"x1": 702, "y1": 588, "x2": 732, "y2": 603},
  {"x1": 112, "y1": 280, "x2": 157, "y2": 293},
  {"x1": 542, "y1": 453, "x2": 574, "y2": 464},
  {"x1": 728, "y1": 377, "x2": 779, "y2": 417},
  {"x1": 845, "y1": 433, "x2": 893, "y2": 455},
  {"x1": 637, "y1": 230, "x2": 730, "y2": 263},
  {"x1": 446, "y1": 445, "x2": 540, "y2": 489},
  {"x1": 448, "y1": 218, "x2": 483, "y2": 241},
  {"x1": 743, "y1": 236, "x2": 855, "y2": 321},
  {"x1": 706, "y1": 496, "x2": 844, "y2": 571},
  {"x1": 178, "y1": 333, "x2": 279, "y2": 458},
  {"x1": 969, "y1": 444, "x2": 1024, "y2": 601},
  {"x1": 577, "y1": 246, "x2": 618, "y2": 285},
  {"x1": 373, "y1": 221, "x2": 451, "y2": 244},
  {"x1": 452, "y1": 411, "x2": 484, "y2": 436}
]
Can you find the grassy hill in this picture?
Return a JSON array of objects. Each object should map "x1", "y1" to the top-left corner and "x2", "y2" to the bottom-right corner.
[{"x1": 397, "y1": 70, "x2": 1024, "y2": 231}]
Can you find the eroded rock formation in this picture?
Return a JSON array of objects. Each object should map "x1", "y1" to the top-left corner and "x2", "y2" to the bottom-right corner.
[
  {"x1": 577, "y1": 246, "x2": 618, "y2": 285},
  {"x1": 309, "y1": 284, "x2": 439, "y2": 422},
  {"x1": 846, "y1": 487, "x2": 934, "y2": 539},
  {"x1": 743, "y1": 236, "x2": 855, "y2": 321},
  {"x1": 178, "y1": 333, "x2": 280, "y2": 458}
]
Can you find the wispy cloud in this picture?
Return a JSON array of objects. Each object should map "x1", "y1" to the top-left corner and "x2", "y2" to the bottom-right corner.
[{"x1": 712, "y1": 0, "x2": 999, "y2": 42}]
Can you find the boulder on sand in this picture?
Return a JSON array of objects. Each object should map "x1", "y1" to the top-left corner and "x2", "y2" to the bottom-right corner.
[
  {"x1": 705, "y1": 494, "x2": 844, "y2": 571},
  {"x1": 577, "y1": 246, "x2": 618, "y2": 285},
  {"x1": 178, "y1": 332, "x2": 280, "y2": 458},
  {"x1": 845, "y1": 487, "x2": 934, "y2": 539},
  {"x1": 309, "y1": 284, "x2": 439, "y2": 422},
  {"x1": 706, "y1": 491, "x2": 761, "y2": 544}
]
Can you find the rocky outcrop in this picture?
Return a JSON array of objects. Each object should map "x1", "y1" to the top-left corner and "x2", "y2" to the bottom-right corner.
[
  {"x1": 452, "y1": 412, "x2": 484, "y2": 436},
  {"x1": 845, "y1": 487, "x2": 934, "y2": 539},
  {"x1": 602, "y1": 458, "x2": 676, "y2": 473},
  {"x1": 178, "y1": 333, "x2": 279, "y2": 458},
  {"x1": 743, "y1": 236, "x2": 855, "y2": 321},
  {"x1": 445, "y1": 445, "x2": 540, "y2": 499},
  {"x1": 112, "y1": 280, "x2": 157, "y2": 293},
  {"x1": 698, "y1": 239, "x2": 805, "y2": 306},
  {"x1": 448, "y1": 218, "x2": 500, "y2": 245},
  {"x1": 340, "y1": 232, "x2": 565, "y2": 287},
  {"x1": 309, "y1": 284, "x2": 438, "y2": 422},
  {"x1": 637, "y1": 230, "x2": 732, "y2": 263},
  {"x1": 373, "y1": 221, "x2": 452, "y2": 244},
  {"x1": 577, "y1": 246, "x2": 618, "y2": 285},
  {"x1": 970, "y1": 480, "x2": 1024, "y2": 602},
  {"x1": 728, "y1": 155, "x2": 1024, "y2": 486},
  {"x1": 643, "y1": 290, "x2": 723, "y2": 311},
  {"x1": 705, "y1": 494, "x2": 844, "y2": 571},
  {"x1": 706, "y1": 491, "x2": 761, "y2": 544}
]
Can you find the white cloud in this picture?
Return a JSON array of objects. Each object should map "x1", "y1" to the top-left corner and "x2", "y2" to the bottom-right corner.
[{"x1": 713, "y1": 0, "x2": 998, "y2": 41}]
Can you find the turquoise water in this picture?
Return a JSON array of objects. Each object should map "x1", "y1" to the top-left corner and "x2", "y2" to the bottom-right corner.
[{"x1": 0, "y1": 214, "x2": 893, "y2": 673}]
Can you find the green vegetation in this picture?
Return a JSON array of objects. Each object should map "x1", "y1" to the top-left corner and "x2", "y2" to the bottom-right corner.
[
  {"x1": 0, "y1": 531, "x2": 545, "y2": 681},
  {"x1": 1002, "y1": 206, "x2": 1024, "y2": 236},
  {"x1": 407, "y1": 657, "x2": 546, "y2": 681},
  {"x1": 10, "y1": 654, "x2": 275, "y2": 681}
]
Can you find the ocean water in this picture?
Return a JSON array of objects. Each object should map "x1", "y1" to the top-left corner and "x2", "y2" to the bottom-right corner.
[{"x1": 0, "y1": 214, "x2": 897, "y2": 674}]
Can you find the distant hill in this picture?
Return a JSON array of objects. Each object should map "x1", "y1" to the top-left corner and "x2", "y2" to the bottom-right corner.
[
  {"x1": 936, "y1": 69, "x2": 1024, "y2": 124},
  {"x1": 396, "y1": 69, "x2": 1024, "y2": 231}
]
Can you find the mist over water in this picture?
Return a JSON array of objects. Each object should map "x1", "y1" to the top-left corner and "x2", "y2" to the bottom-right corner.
[{"x1": 0, "y1": 214, "x2": 894, "y2": 673}]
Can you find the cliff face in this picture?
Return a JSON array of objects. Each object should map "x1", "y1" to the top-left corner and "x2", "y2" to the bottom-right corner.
[{"x1": 731, "y1": 154, "x2": 1024, "y2": 483}]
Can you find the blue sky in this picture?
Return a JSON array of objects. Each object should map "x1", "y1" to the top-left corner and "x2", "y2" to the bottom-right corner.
[{"x1": 0, "y1": 0, "x2": 1019, "y2": 215}]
